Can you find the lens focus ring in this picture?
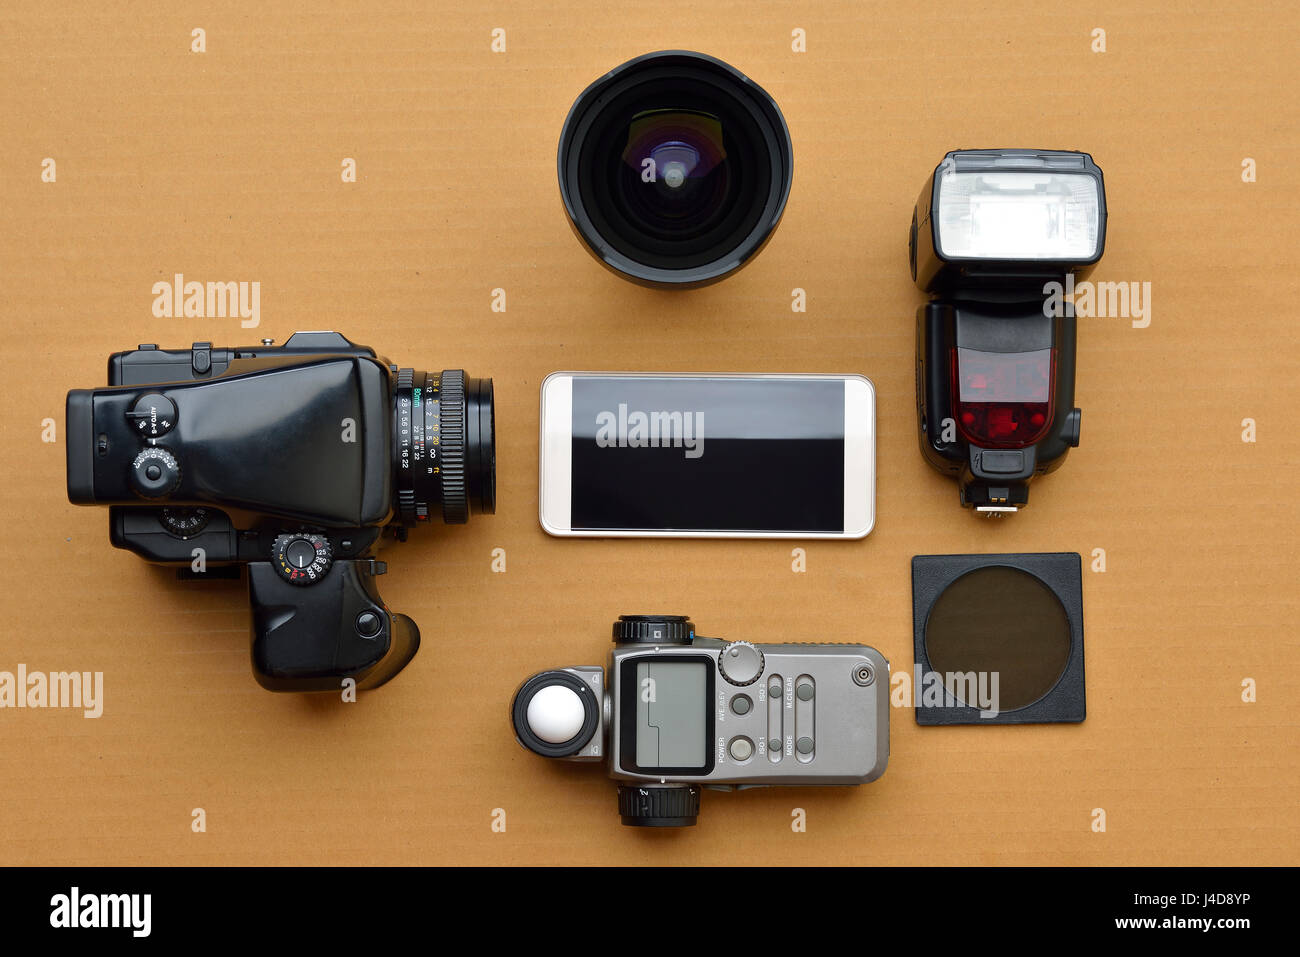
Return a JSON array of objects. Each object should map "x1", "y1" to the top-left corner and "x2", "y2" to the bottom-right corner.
[
  {"x1": 438, "y1": 369, "x2": 468, "y2": 524},
  {"x1": 392, "y1": 366, "x2": 493, "y2": 527}
]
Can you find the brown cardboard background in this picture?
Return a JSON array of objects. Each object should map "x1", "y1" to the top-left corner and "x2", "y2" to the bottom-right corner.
[{"x1": 1, "y1": 1, "x2": 1297, "y2": 865}]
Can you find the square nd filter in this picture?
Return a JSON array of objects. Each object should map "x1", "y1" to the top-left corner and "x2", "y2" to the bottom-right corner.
[{"x1": 911, "y1": 552, "x2": 1085, "y2": 725}]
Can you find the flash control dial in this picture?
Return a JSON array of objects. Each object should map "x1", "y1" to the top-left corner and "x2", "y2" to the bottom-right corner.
[
  {"x1": 718, "y1": 641, "x2": 764, "y2": 686},
  {"x1": 272, "y1": 533, "x2": 333, "y2": 585}
]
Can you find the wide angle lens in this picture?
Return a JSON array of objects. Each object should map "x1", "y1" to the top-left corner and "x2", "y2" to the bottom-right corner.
[
  {"x1": 558, "y1": 51, "x2": 793, "y2": 288},
  {"x1": 393, "y1": 368, "x2": 495, "y2": 526}
]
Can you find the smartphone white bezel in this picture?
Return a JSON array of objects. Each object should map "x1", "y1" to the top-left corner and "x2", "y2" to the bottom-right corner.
[{"x1": 539, "y1": 371, "x2": 875, "y2": 539}]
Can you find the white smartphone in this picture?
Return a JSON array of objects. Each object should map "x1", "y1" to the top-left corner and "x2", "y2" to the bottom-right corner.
[{"x1": 539, "y1": 372, "x2": 875, "y2": 539}]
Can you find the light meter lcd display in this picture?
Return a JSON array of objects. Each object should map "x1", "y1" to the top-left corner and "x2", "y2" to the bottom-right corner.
[{"x1": 620, "y1": 657, "x2": 714, "y2": 774}]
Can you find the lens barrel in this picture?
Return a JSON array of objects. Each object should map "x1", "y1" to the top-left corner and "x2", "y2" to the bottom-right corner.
[
  {"x1": 558, "y1": 51, "x2": 793, "y2": 289},
  {"x1": 393, "y1": 368, "x2": 495, "y2": 526}
]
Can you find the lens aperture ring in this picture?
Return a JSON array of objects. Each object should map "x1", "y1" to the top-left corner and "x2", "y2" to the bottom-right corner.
[
  {"x1": 394, "y1": 368, "x2": 418, "y2": 525},
  {"x1": 438, "y1": 369, "x2": 469, "y2": 524}
]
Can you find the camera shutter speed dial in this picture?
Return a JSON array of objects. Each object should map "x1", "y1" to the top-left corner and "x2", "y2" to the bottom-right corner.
[
  {"x1": 129, "y1": 447, "x2": 181, "y2": 499},
  {"x1": 718, "y1": 641, "x2": 764, "y2": 686},
  {"x1": 272, "y1": 533, "x2": 333, "y2": 585}
]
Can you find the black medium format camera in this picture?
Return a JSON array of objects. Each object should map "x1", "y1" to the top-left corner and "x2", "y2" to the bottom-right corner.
[{"x1": 65, "y1": 332, "x2": 495, "y2": 692}]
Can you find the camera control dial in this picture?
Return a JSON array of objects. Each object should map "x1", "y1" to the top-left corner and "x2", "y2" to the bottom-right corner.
[
  {"x1": 126, "y1": 392, "x2": 177, "y2": 438},
  {"x1": 617, "y1": 784, "x2": 701, "y2": 827},
  {"x1": 718, "y1": 641, "x2": 764, "y2": 686},
  {"x1": 272, "y1": 533, "x2": 333, "y2": 585},
  {"x1": 160, "y1": 507, "x2": 210, "y2": 539},
  {"x1": 129, "y1": 447, "x2": 181, "y2": 499},
  {"x1": 613, "y1": 615, "x2": 694, "y2": 645}
]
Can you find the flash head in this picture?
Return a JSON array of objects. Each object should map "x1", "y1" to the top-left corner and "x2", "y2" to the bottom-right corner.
[
  {"x1": 911, "y1": 149, "x2": 1107, "y2": 294},
  {"x1": 911, "y1": 150, "x2": 1106, "y2": 513},
  {"x1": 558, "y1": 51, "x2": 793, "y2": 289}
]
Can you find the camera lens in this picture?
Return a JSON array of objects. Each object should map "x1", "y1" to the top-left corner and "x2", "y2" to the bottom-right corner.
[
  {"x1": 393, "y1": 369, "x2": 495, "y2": 525},
  {"x1": 558, "y1": 51, "x2": 793, "y2": 288}
]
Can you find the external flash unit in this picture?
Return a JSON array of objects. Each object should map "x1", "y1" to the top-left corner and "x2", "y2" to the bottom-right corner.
[{"x1": 910, "y1": 148, "x2": 1107, "y2": 513}]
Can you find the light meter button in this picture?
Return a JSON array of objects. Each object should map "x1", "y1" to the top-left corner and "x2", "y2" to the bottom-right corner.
[
  {"x1": 728, "y1": 737, "x2": 754, "y2": 761},
  {"x1": 794, "y1": 675, "x2": 815, "y2": 762},
  {"x1": 767, "y1": 675, "x2": 784, "y2": 763}
]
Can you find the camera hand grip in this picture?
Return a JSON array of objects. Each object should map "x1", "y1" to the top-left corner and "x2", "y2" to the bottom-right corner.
[{"x1": 247, "y1": 559, "x2": 420, "y2": 693}]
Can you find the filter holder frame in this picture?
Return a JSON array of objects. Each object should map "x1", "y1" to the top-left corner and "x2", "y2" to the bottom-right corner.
[{"x1": 911, "y1": 551, "x2": 1086, "y2": 725}]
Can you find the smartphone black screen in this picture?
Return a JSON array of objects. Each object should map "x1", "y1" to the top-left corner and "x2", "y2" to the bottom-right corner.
[{"x1": 570, "y1": 376, "x2": 845, "y2": 532}]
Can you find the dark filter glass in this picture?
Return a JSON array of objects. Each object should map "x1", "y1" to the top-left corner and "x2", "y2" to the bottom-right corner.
[{"x1": 924, "y1": 566, "x2": 1071, "y2": 711}]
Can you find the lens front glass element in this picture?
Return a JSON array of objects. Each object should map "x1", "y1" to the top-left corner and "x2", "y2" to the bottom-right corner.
[
  {"x1": 619, "y1": 109, "x2": 731, "y2": 243},
  {"x1": 562, "y1": 54, "x2": 791, "y2": 284},
  {"x1": 580, "y1": 79, "x2": 768, "y2": 272}
]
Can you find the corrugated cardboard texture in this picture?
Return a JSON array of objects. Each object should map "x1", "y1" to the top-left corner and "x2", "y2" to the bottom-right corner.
[{"x1": 1, "y1": 1, "x2": 1296, "y2": 865}]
